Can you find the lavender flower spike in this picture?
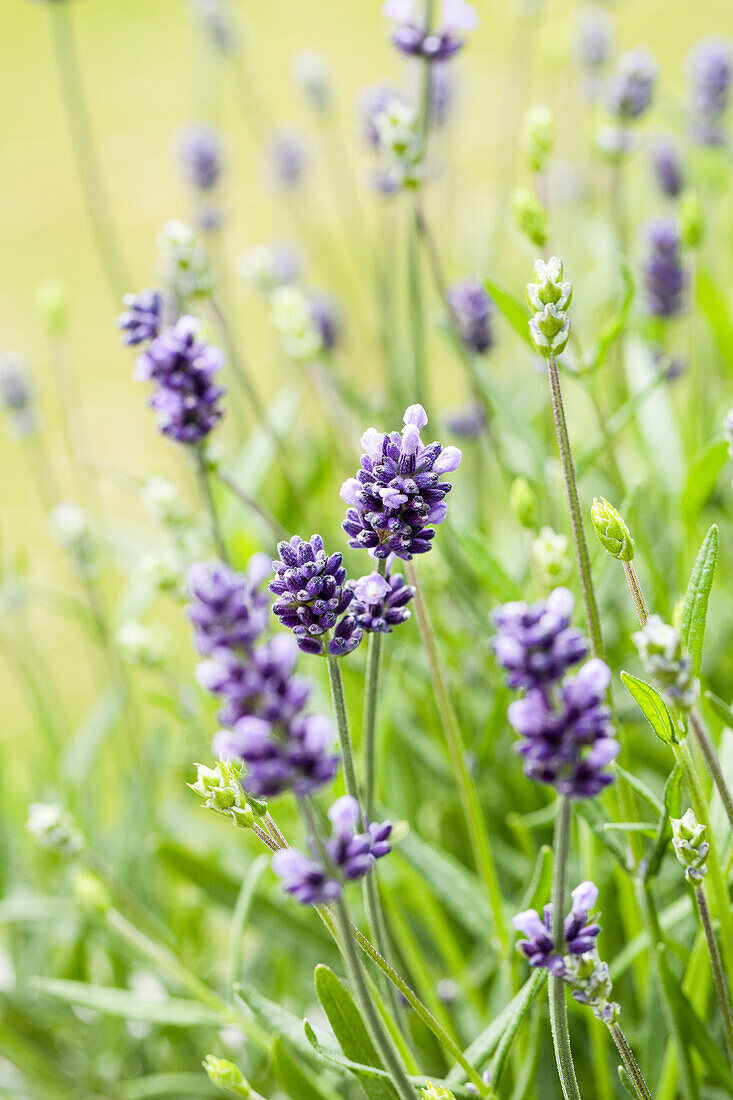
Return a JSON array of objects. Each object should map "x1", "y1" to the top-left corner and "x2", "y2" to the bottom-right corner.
[
  {"x1": 688, "y1": 37, "x2": 732, "y2": 145},
  {"x1": 272, "y1": 848, "x2": 342, "y2": 905},
  {"x1": 186, "y1": 557, "x2": 269, "y2": 656},
  {"x1": 447, "y1": 278, "x2": 495, "y2": 355},
  {"x1": 492, "y1": 587, "x2": 588, "y2": 690},
  {"x1": 117, "y1": 289, "x2": 163, "y2": 346},
  {"x1": 641, "y1": 219, "x2": 686, "y2": 319},
  {"x1": 341, "y1": 404, "x2": 462, "y2": 560},
  {"x1": 177, "y1": 124, "x2": 224, "y2": 191},
  {"x1": 651, "y1": 139, "x2": 684, "y2": 199},
  {"x1": 383, "y1": 0, "x2": 479, "y2": 62},
  {"x1": 349, "y1": 569, "x2": 415, "y2": 633},
  {"x1": 134, "y1": 315, "x2": 224, "y2": 444},
  {"x1": 513, "y1": 880, "x2": 601, "y2": 975},
  {"x1": 606, "y1": 47, "x2": 658, "y2": 122},
  {"x1": 269, "y1": 534, "x2": 362, "y2": 657}
]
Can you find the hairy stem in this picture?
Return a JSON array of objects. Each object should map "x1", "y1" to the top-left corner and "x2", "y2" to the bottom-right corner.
[
  {"x1": 363, "y1": 558, "x2": 388, "y2": 816},
  {"x1": 547, "y1": 355, "x2": 604, "y2": 660},
  {"x1": 622, "y1": 561, "x2": 649, "y2": 627},
  {"x1": 689, "y1": 707, "x2": 733, "y2": 835},
  {"x1": 607, "y1": 1023, "x2": 652, "y2": 1100},
  {"x1": 406, "y1": 562, "x2": 508, "y2": 950},
  {"x1": 695, "y1": 884, "x2": 733, "y2": 1071},
  {"x1": 326, "y1": 654, "x2": 361, "y2": 805},
  {"x1": 549, "y1": 796, "x2": 582, "y2": 1100}
]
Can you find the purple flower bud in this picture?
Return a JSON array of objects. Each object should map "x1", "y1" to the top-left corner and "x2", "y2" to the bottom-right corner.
[
  {"x1": 187, "y1": 558, "x2": 269, "y2": 656},
  {"x1": 117, "y1": 289, "x2": 163, "y2": 346},
  {"x1": 687, "y1": 37, "x2": 732, "y2": 145},
  {"x1": 492, "y1": 587, "x2": 588, "y2": 690},
  {"x1": 513, "y1": 879, "x2": 602, "y2": 972},
  {"x1": 308, "y1": 291, "x2": 340, "y2": 351},
  {"x1": 349, "y1": 570, "x2": 415, "y2": 633},
  {"x1": 641, "y1": 217, "x2": 686, "y2": 318},
  {"x1": 384, "y1": 0, "x2": 479, "y2": 62},
  {"x1": 651, "y1": 138, "x2": 684, "y2": 198},
  {"x1": 606, "y1": 47, "x2": 657, "y2": 121},
  {"x1": 177, "y1": 124, "x2": 224, "y2": 191},
  {"x1": 447, "y1": 278, "x2": 495, "y2": 355},
  {"x1": 272, "y1": 848, "x2": 342, "y2": 905},
  {"x1": 267, "y1": 129, "x2": 308, "y2": 190}
]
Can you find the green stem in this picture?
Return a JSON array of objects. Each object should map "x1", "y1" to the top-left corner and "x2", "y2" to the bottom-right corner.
[
  {"x1": 607, "y1": 1023, "x2": 652, "y2": 1100},
  {"x1": 48, "y1": 3, "x2": 129, "y2": 304},
  {"x1": 546, "y1": 355, "x2": 604, "y2": 660},
  {"x1": 406, "y1": 562, "x2": 508, "y2": 951},
  {"x1": 549, "y1": 796, "x2": 582, "y2": 1100},
  {"x1": 689, "y1": 707, "x2": 733, "y2": 835},
  {"x1": 695, "y1": 884, "x2": 733, "y2": 1071},
  {"x1": 331, "y1": 898, "x2": 418, "y2": 1100},
  {"x1": 326, "y1": 654, "x2": 361, "y2": 804},
  {"x1": 364, "y1": 558, "x2": 388, "y2": 816},
  {"x1": 195, "y1": 447, "x2": 229, "y2": 563},
  {"x1": 622, "y1": 561, "x2": 649, "y2": 627},
  {"x1": 407, "y1": 208, "x2": 427, "y2": 408}
]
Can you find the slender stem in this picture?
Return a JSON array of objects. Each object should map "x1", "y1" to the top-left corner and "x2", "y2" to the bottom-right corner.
[
  {"x1": 695, "y1": 884, "x2": 733, "y2": 1070},
  {"x1": 406, "y1": 563, "x2": 508, "y2": 951},
  {"x1": 195, "y1": 447, "x2": 229, "y2": 563},
  {"x1": 331, "y1": 898, "x2": 417, "y2": 1100},
  {"x1": 689, "y1": 708, "x2": 733, "y2": 835},
  {"x1": 546, "y1": 355, "x2": 604, "y2": 660},
  {"x1": 549, "y1": 796, "x2": 582, "y2": 1100},
  {"x1": 407, "y1": 209, "x2": 427, "y2": 408},
  {"x1": 264, "y1": 812, "x2": 288, "y2": 850},
  {"x1": 607, "y1": 1023, "x2": 652, "y2": 1100},
  {"x1": 218, "y1": 469, "x2": 287, "y2": 541},
  {"x1": 48, "y1": 3, "x2": 129, "y2": 304},
  {"x1": 351, "y1": 922, "x2": 493, "y2": 1097},
  {"x1": 364, "y1": 558, "x2": 388, "y2": 817},
  {"x1": 622, "y1": 561, "x2": 649, "y2": 627},
  {"x1": 326, "y1": 655, "x2": 361, "y2": 805}
]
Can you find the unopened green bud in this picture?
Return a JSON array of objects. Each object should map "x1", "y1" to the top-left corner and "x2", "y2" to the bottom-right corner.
[
  {"x1": 591, "y1": 497, "x2": 634, "y2": 561},
  {"x1": 202, "y1": 1055, "x2": 252, "y2": 1096},
  {"x1": 512, "y1": 189, "x2": 548, "y2": 248},
  {"x1": 27, "y1": 803, "x2": 84, "y2": 856},
  {"x1": 421, "y1": 1087, "x2": 456, "y2": 1100},
  {"x1": 680, "y1": 189, "x2": 704, "y2": 248},
  {"x1": 36, "y1": 279, "x2": 70, "y2": 336},
  {"x1": 189, "y1": 760, "x2": 255, "y2": 829},
  {"x1": 521, "y1": 105, "x2": 554, "y2": 173},
  {"x1": 532, "y1": 526, "x2": 572, "y2": 589},
  {"x1": 73, "y1": 869, "x2": 112, "y2": 914},
  {"x1": 526, "y1": 257, "x2": 572, "y2": 311},
  {"x1": 671, "y1": 809, "x2": 709, "y2": 883},
  {"x1": 510, "y1": 477, "x2": 538, "y2": 529},
  {"x1": 529, "y1": 302, "x2": 570, "y2": 357}
]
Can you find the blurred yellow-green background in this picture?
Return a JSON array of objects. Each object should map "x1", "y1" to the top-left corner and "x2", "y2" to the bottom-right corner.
[{"x1": 1, "y1": 0, "x2": 731, "y2": 767}]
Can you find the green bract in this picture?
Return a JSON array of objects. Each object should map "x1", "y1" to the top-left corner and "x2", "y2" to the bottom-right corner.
[{"x1": 591, "y1": 497, "x2": 635, "y2": 561}]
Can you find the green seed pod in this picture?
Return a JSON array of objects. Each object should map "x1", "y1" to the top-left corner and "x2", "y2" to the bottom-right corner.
[
  {"x1": 590, "y1": 497, "x2": 635, "y2": 561},
  {"x1": 680, "y1": 189, "x2": 704, "y2": 248},
  {"x1": 202, "y1": 1055, "x2": 252, "y2": 1096},
  {"x1": 510, "y1": 477, "x2": 538, "y2": 529},
  {"x1": 512, "y1": 188, "x2": 548, "y2": 248},
  {"x1": 521, "y1": 104, "x2": 555, "y2": 173}
]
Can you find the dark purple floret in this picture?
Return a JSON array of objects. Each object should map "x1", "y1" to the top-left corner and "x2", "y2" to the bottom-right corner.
[
  {"x1": 642, "y1": 218, "x2": 686, "y2": 318},
  {"x1": 0, "y1": 353, "x2": 36, "y2": 437},
  {"x1": 447, "y1": 278, "x2": 495, "y2": 355},
  {"x1": 384, "y1": 0, "x2": 479, "y2": 62},
  {"x1": 348, "y1": 570, "x2": 415, "y2": 633},
  {"x1": 508, "y1": 659, "x2": 618, "y2": 798},
  {"x1": 177, "y1": 124, "x2": 223, "y2": 191},
  {"x1": 269, "y1": 534, "x2": 362, "y2": 656},
  {"x1": 341, "y1": 404, "x2": 462, "y2": 561},
  {"x1": 492, "y1": 587, "x2": 588, "y2": 691},
  {"x1": 134, "y1": 316, "x2": 224, "y2": 444},
  {"x1": 606, "y1": 47, "x2": 657, "y2": 121},
  {"x1": 271, "y1": 848, "x2": 341, "y2": 905},
  {"x1": 688, "y1": 37, "x2": 732, "y2": 144},
  {"x1": 651, "y1": 139, "x2": 684, "y2": 198},
  {"x1": 186, "y1": 558, "x2": 269, "y2": 656},
  {"x1": 197, "y1": 632, "x2": 310, "y2": 728},
  {"x1": 308, "y1": 292, "x2": 340, "y2": 351},
  {"x1": 117, "y1": 289, "x2": 163, "y2": 346},
  {"x1": 513, "y1": 881, "x2": 601, "y2": 974}
]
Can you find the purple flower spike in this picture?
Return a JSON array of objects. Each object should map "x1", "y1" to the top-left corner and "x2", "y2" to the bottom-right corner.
[
  {"x1": 349, "y1": 570, "x2": 415, "y2": 633},
  {"x1": 186, "y1": 558, "x2": 269, "y2": 657},
  {"x1": 177, "y1": 124, "x2": 223, "y2": 191},
  {"x1": 447, "y1": 278, "x2": 495, "y2": 355},
  {"x1": 272, "y1": 848, "x2": 341, "y2": 905},
  {"x1": 513, "y1": 879, "x2": 602, "y2": 974},
  {"x1": 341, "y1": 404, "x2": 462, "y2": 561},
  {"x1": 199, "y1": 632, "x2": 310, "y2": 729},
  {"x1": 642, "y1": 218, "x2": 686, "y2": 318},
  {"x1": 606, "y1": 47, "x2": 657, "y2": 122},
  {"x1": 117, "y1": 289, "x2": 163, "y2": 346},
  {"x1": 269, "y1": 535, "x2": 362, "y2": 657},
  {"x1": 492, "y1": 587, "x2": 588, "y2": 690},
  {"x1": 216, "y1": 709, "x2": 339, "y2": 799},
  {"x1": 308, "y1": 292, "x2": 340, "y2": 351},
  {"x1": 651, "y1": 139, "x2": 684, "y2": 199},
  {"x1": 134, "y1": 316, "x2": 224, "y2": 445},
  {"x1": 267, "y1": 129, "x2": 307, "y2": 190},
  {"x1": 687, "y1": 37, "x2": 732, "y2": 145},
  {"x1": 384, "y1": 0, "x2": 479, "y2": 62}
]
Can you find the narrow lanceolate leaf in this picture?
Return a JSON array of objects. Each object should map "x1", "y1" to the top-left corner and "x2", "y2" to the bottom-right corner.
[
  {"x1": 704, "y1": 690, "x2": 733, "y2": 728},
  {"x1": 483, "y1": 277, "x2": 534, "y2": 350},
  {"x1": 575, "y1": 800, "x2": 628, "y2": 868},
  {"x1": 621, "y1": 671, "x2": 677, "y2": 745},
  {"x1": 657, "y1": 947, "x2": 733, "y2": 1092},
  {"x1": 644, "y1": 764, "x2": 683, "y2": 882},
  {"x1": 234, "y1": 982, "x2": 336, "y2": 1065},
  {"x1": 313, "y1": 965, "x2": 395, "y2": 1100},
  {"x1": 681, "y1": 444, "x2": 728, "y2": 521},
  {"x1": 271, "y1": 1036, "x2": 342, "y2": 1100},
  {"x1": 587, "y1": 260, "x2": 635, "y2": 371},
  {"x1": 397, "y1": 829, "x2": 490, "y2": 940},
  {"x1": 32, "y1": 978, "x2": 221, "y2": 1027},
  {"x1": 446, "y1": 972, "x2": 546, "y2": 1083},
  {"x1": 679, "y1": 524, "x2": 719, "y2": 675}
]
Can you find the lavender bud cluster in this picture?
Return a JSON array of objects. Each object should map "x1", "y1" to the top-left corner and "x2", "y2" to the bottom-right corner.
[
  {"x1": 383, "y1": 0, "x2": 478, "y2": 62},
  {"x1": 341, "y1": 403, "x2": 462, "y2": 560},
  {"x1": 526, "y1": 258, "x2": 573, "y2": 359},
  {"x1": 177, "y1": 124, "x2": 224, "y2": 192},
  {"x1": 0, "y1": 351, "x2": 37, "y2": 438},
  {"x1": 671, "y1": 809, "x2": 709, "y2": 883},
  {"x1": 606, "y1": 47, "x2": 658, "y2": 122},
  {"x1": 447, "y1": 278, "x2": 495, "y2": 355},
  {"x1": 513, "y1": 880, "x2": 601, "y2": 975},
  {"x1": 641, "y1": 218, "x2": 686, "y2": 319},
  {"x1": 493, "y1": 588, "x2": 618, "y2": 798},
  {"x1": 687, "y1": 37, "x2": 732, "y2": 146},
  {"x1": 348, "y1": 569, "x2": 415, "y2": 634}
]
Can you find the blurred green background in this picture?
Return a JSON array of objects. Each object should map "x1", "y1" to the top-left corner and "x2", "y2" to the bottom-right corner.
[{"x1": 1, "y1": 0, "x2": 731, "y2": 790}]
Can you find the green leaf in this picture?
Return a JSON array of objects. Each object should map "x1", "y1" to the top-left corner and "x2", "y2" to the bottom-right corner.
[
  {"x1": 234, "y1": 982, "x2": 336, "y2": 1066},
  {"x1": 313, "y1": 965, "x2": 395, "y2": 1100},
  {"x1": 62, "y1": 687, "x2": 124, "y2": 785},
  {"x1": 704, "y1": 690, "x2": 733, "y2": 728},
  {"x1": 697, "y1": 266, "x2": 733, "y2": 365},
  {"x1": 489, "y1": 968, "x2": 547, "y2": 1089},
  {"x1": 657, "y1": 947, "x2": 733, "y2": 1091},
  {"x1": 396, "y1": 829, "x2": 490, "y2": 940},
  {"x1": 617, "y1": 1065, "x2": 637, "y2": 1098},
  {"x1": 118, "y1": 1073, "x2": 221, "y2": 1098},
  {"x1": 681, "y1": 443, "x2": 728, "y2": 521},
  {"x1": 575, "y1": 800, "x2": 628, "y2": 868},
  {"x1": 483, "y1": 277, "x2": 534, "y2": 350},
  {"x1": 228, "y1": 855, "x2": 268, "y2": 990},
  {"x1": 271, "y1": 1036, "x2": 341, "y2": 1100},
  {"x1": 32, "y1": 978, "x2": 221, "y2": 1027},
  {"x1": 587, "y1": 260, "x2": 635, "y2": 371},
  {"x1": 679, "y1": 523, "x2": 719, "y2": 674},
  {"x1": 621, "y1": 671, "x2": 677, "y2": 745},
  {"x1": 518, "y1": 844, "x2": 552, "y2": 913},
  {"x1": 644, "y1": 764, "x2": 683, "y2": 882},
  {"x1": 446, "y1": 973, "x2": 546, "y2": 1083}
]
